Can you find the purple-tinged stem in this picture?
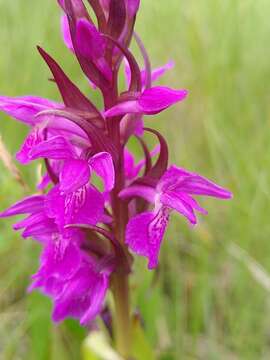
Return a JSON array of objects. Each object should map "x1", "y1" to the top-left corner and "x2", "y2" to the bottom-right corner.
[
  {"x1": 112, "y1": 269, "x2": 131, "y2": 358},
  {"x1": 102, "y1": 54, "x2": 132, "y2": 358}
]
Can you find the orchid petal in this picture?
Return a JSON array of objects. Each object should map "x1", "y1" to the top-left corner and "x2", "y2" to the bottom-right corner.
[
  {"x1": 61, "y1": 15, "x2": 74, "y2": 51},
  {"x1": 16, "y1": 128, "x2": 43, "y2": 164},
  {"x1": 76, "y1": 19, "x2": 105, "y2": 59},
  {"x1": 75, "y1": 19, "x2": 112, "y2": 81},
  {"x1": 105, "y1": 87, "x2": 187, "y2": 117},
  {"x1": 30, "y1": 136, "x2": 74, "y2": 160},
  {"x1": 138, "y1": 86, "x2": 188, "y2": 115},
  {"x1": 142, "y1": 61, "x2": 174, "y2": 85},
  {"x1": 105, "y1": 100, "x2": 140, "y2": 117},
  {"x1": 119, "y1": 185, "x2": 156, "y2": 203},
  {"x1": 126, "y1": 0, "x2": 140, "y2": 17},
  {"x1": 65, "y1": 186, "x2": 104, "y2": 226},
  {"x1": 126, "y1": 208, "x2": 170, "y2": 269},
  {"x1": 180, "y1": 175, "x2": 233, "y2": 199},
  {"x1": 80, "y1": 274, "x2": 109, "y2": 325},
  {"x1": 160, "y1": 191, "x2": 197, "y2": 225},
  {"x1": 160, "y1": 166, "x2": 232, "y2": 199},
  {"x1": 52, "y1": 262, "x2": 108, "y2": 324},
  {"x1": 125, "y1": 60, "x2": 174, "y2": 89},
  {"x1": 0, "y1": 195, "x2": 45, "y2": 217},
  {"x1": 60, "y1": 159, "x2": 90, "y2": 193},
  {"x1": 40, "y1": 236, "x2": 81, "y2": 280},
  {"x1": 37, "y1": 173, "x2": 51, "y2": 190},
  {"x1": 0, "y1": 96, "x2": 60, "y2": 126},
  {"x1": 89, "y1": 152, "x2": 115, "y2": 192}
]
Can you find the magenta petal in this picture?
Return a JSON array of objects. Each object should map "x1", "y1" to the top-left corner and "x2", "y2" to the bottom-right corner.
[
  {"x1": 89, "y1": 152, "x2": 115, "y2": 192},
  {"x1": 30, "y1": 136, "x2": 74, "y2": 160},
  {"x1": 22, "y1": 217, "x2": 58, "y2": 239},
  {"x1": 119, "y1": 185, "x2": 156, "y2": 203},
  {"x1": 37, "y1": 173, "x2": 51, "y2": 190},
  {"x1": 45, "y1": 186, "x2": 65, "y2": 226},
  {"x1": 13, "y1": 211, "x2": 51, "y2": 230},
  {"x1": 142, "y1": 60, "x2": 174, "y2": 86},
  {"x1": 138, "y1": 86, "x2": 188, "y2": 115},
  {"x1": 126, "y1": 0, "x2": 140, "y2": 17},
  {"x1": 75, "y1": 19, "x2": 112, "y2": 81},
  {"x1": 158, "y1": 165, "x2": 191, "y2": 191},
  {"x1": 65, "y1": 185, "x2": 104, "y2": 226},
  {"x1": 126, "y1": 212, "x2": 154, "y2": 259},
  {"x1": 52, "y1": 262, "x2": 108, "y2": 324},
  {"x1": 0, "y1": 96, "x2": 60, "y2": 125},
  {"x1": 0, "y1": 195, "x2": 45, "y2": 217},
  {"x1": 162, "y1": 166, "x2": 232, "y2": 199},
  {"x1": 76, "y1": 19, "x2": 105, "y2": 60},
  {"x1": 105, "y1": 100, "x2": 141, "y2": 117},
  {"x1": 16, "y1": 128, "x2": 43, "y2": 164},
  {"x1": 105, "y1": 87, "x2": 187, "y2": 117},
  {"x1": 126, "y1": 209, "x2": 169, "y2": 269},
  {"x1": 80, "y1": 274, "x2": 109, "y2": 325},
  {"x1": 41, "y1": 237, "x2": 81, "y2": 280},
  {"x1": 60, "y1": 159, "x2": 90, "y2": 194},
  {"x1": 124, "y1": 148, "x2": 137, "y2": 180},
  {"x1": 180, "y1": 175, "x2": 233, "y2": 199},
  {"x1": 160, "y1": 191, "x2": 197, "y2": 225},
  {"x1": 61, "y1": 15, "x2": 74, "y2": 52}
]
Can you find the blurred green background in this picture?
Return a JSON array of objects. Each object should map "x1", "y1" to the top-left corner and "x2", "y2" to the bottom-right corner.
[{"x1": 1, "y1": 0, "x2": 270, "y2": 359}]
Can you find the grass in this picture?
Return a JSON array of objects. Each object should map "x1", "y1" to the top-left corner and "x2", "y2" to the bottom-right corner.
[{"x1": 1, "y1": 0, "x2": 270, "y2": 358}]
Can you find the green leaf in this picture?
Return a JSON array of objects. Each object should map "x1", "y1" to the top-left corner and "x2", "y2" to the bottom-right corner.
[{"x1": 131, "y1": 316, "x2": 156, "y2": 360}]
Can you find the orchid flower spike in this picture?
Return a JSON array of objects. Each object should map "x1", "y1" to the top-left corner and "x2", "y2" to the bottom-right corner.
[{"x1": 0, "y1": 0, "x2": 232, "y2": 336}]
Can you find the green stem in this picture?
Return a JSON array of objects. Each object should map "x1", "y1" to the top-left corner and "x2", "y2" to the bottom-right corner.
[{"x1": 112, "y1": 271, "x2": 131, "y2": 359}]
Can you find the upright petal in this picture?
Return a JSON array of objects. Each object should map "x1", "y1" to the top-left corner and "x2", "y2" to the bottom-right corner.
[
  {"x1": 126, "y1": 0, "x2": 140, "y2": 18},
  {"x1": 125, "y1": 60, "x2": 174, "y2": 89},
  {"x1": 89, "y1": 152, "x2": 115, "y2": 192},
  {"x1": 75, "y1": 19, "x2": 111, "y2": 81},
  {"x1": 76, "y1": 19, "x2": 105, "y2": 60},
  {"x1": 60, "y1": 159, "x2": 90, "y2": 193},
  {"x1": 142, "y1": 61, "x2": 174, "y2": 86}
]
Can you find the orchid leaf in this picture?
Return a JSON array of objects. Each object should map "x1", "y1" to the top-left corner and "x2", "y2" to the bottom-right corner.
[{"x1": 131, "y1": 316, "x2": 156, "y2": 360}]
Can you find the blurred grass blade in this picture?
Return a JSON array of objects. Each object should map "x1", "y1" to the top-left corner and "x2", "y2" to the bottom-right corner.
[
  {"x1": 0, "y1": 134, "x2": 29, "y2": 191},
  {"x1": 228, "y1": 243, "x2": 270, "y2": 291}
]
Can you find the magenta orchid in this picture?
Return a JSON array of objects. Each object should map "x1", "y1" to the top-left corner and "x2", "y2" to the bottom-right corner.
[{"x1": 0, "y1": 0, "x2": 232, "y2": 357}]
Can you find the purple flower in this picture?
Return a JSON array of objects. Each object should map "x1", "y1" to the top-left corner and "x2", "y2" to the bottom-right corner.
[
  {"x1": 105, "y1": 86, "x2": 188, "y2": 117},
  {"x1": 30, "y1": 233, "x2": 111, "y2": 325},
  {"x1": 120, "y1": 165, "x2": 232, "y2": 269}
]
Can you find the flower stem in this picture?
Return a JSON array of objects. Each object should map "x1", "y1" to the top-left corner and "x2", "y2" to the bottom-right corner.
[{"x1": 112, "y1": 271, "x2": 131, "y2": 359}]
